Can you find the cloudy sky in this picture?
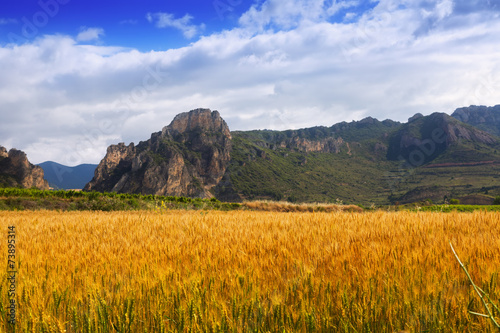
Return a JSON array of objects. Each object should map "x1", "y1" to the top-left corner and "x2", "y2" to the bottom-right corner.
[{"x1": 1, "y1": 0, "x2": 500, "y2": 165}]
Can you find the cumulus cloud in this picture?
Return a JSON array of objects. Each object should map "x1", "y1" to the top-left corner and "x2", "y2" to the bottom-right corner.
[
  {"x1": 76, "y1": 27, "x2": 105, "y2": 42},
  {"x1": 1, "y1": 0, "x2": 500, "y2": 165},
  {"x1": 146, "y1": 12, "x2": 205, "y2": 39}
]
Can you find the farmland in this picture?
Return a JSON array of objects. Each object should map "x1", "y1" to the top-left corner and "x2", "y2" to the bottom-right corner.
[{"x1": 1, "y1": 210, "x2": 500, "y2": 332}]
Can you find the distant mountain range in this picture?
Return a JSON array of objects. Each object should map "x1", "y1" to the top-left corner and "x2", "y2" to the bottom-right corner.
[
  {"x1": 3, "y1": 105, "x2": 500, "y2": 205},
  {"x1": 84, "y1": 105, "x2": 500, "y2": 205},
  {"x1": 38, "y1": 162, "x2": 97, "y2": 190}
]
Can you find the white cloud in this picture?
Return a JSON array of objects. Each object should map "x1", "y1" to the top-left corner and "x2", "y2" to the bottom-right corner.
[
  {"x1": 76, "y1": 27, "x2": 105, "y2": 42},
  {"x1": 436, "y1": 0, "x2": 454, "y2": 19},
  {"x1": 239, "y1": 0, "x2": 362, "y2": 32},
  {"x1": 326, "y1": 0, "x2": 361, "y2": 16},
  {"x1": 1, "y1": 1, "x2": 500, "y2": 165},
  {"x1": 146, "y1": 12, "x2": 205, "y2": 39}
]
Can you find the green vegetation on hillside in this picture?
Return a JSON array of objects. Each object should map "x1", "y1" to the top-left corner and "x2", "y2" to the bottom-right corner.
[
  {"x1": 214, "y1": 119, "x2": 402, "y2": 205},
  {"x1": 0, "y1": 188, "x2": 240, "y2": 211},
  {"x1": 217, "y1": 113, "x2": 500, "y2": 205}
]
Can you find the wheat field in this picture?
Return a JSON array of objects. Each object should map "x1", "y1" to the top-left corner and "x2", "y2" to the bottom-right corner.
[{"x1": 1, "y1": 210, "x2": 500, "y2": 332}]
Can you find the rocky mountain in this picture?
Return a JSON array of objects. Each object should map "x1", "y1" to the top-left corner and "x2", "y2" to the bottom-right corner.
[
  {"x1": 0, "y1": 146, "x2": 49, "y2": 190},
  {"x1": 387, "y1": 112, "x2": 498, "y2": 166},
  {"x1": 214, "y1": 117, "x2": 405, "y2": 203},
  {"x1": 38, "y1": 161, "x2": 97, "y2": 190},
  {"x1": 452, "y1": 105, "x2": 500, "y2": 136},
  {"x1": 84, "y1": 109, "x2": 231, "y2": 197},
  {"x1": 215, "y1": 111, "x2": 500, "y2": 205},
  {"x1": 87, "y1": 106, "x2": 500, "y2": 205}
]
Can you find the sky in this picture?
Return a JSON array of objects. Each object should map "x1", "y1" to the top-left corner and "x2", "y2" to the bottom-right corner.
[{"x1": 1, "y1": 0, "x2": 500, "y2": 166}]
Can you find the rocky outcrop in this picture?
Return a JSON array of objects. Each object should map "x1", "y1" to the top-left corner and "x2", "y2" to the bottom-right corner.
[
  {"x1": 0, "y1": 146, "x2": 7, "y2": 158},
  {"x1": 84, "y1": 109, "x2": 232, "y2": 198},
  {"x1": 451, "y1": 105, "x2": 500, "y2": 137},
  {"x1": 0, "y1": 146, "x2": 49, "y2": 189},
  {"x1": 277, "y1": 136, "x2": 347, "y2": 153}
]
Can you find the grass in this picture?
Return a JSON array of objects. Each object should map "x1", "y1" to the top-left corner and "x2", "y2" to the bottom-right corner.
[
  {"x1": 242, "y1": 200, "x2": 363, "y2": 212},
  {"x1": 418, "y1": 204, "x2": 500, "y2": 212},
  {"x1": 1, "y1": 210, "x2": 500, "y2": 331}
]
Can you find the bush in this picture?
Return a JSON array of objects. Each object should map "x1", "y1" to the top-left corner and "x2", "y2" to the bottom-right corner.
[
  {"x1": 494, "y1": 196, "x2": 500, "y2": 205},
  {"x1": 450, "y1": 199, "x2": 460, "y2": 205}
]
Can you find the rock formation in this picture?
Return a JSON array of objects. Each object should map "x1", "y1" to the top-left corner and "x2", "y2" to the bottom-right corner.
[
  {"x1": 85, "y1": 109, "x2": 232, "y2": 198},
  {"x1": 276, "y1": 136, "x2": 347, "y2": 153},
  {"x1": 0, "y1": 146, "x2": 49, "y2": 189},
  {"x1": 451, "y1": 105, "x2": 500, "y2": 136}
]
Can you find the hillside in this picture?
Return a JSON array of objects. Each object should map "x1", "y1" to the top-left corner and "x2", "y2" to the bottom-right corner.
[
  {"x1": 384, "y1": 112, "x2": 500, "y2": 203},
  {"x1": 215, "y1": 112, "x2": 500, "y2": 205},
  {"x1": 214, "y1": 117, "x2": 400, "y2": 204},
  {"x1": 38, "y1": 162, "x2": 97, "y2": 190}
]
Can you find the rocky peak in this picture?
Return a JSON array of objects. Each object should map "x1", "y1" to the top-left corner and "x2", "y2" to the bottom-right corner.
[
  {"x1": 0, "y1": 146, "x2": 49, "y2": 189},
  {"x1": 162, "y1": 108, "x2": 231, "y2": 139},
  {"x1": 0, "y1": 146, "x2": 8, "y2": 158},
  {"x1": 451, "y1": 105, "x2": 500, "y2": 136},
  {"x1": 430, "y1": 112, "x2": 496, "y2": 145},
  {"x1": 85, "y1": 109, "x2": 232, "y2": 198},
  {"x1": 408, "y1": 113, "x2": 424, "y2": 122}
]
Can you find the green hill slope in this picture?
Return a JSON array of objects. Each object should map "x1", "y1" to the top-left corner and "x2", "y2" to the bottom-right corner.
[{"x1": 215, "y1": 113, "x2": 500, "y2": 205}]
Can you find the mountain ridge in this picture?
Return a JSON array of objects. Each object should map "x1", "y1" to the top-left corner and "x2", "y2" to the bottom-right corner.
[
  {"x1": 38, "y1": 161, "x2": 97, "y2": 190},
  {"x1": 4, "y1": 104, "x2": 498, "y2": 205},
  {"x1": 85, "y1": 105, "x2": 500, "y2": 204},
  {"x1": 451, "y1": 104, "x2": 500, "y2": 137}
]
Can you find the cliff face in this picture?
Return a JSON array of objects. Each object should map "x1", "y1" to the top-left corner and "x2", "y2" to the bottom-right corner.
[
  {"x1": 0, "y1": 146, "x2": 49, "y2": 189},
  {"x1": 84, "y1": 109, "x2": 232, "y2": 198},
  {"x1": 275, "y1": 136, "x2": 348, "y2": 153}
]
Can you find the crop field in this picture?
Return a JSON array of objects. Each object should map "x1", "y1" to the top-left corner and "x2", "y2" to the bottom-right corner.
[{"x1": 1, "y1": 210, "x2": 500, "y2": 332}]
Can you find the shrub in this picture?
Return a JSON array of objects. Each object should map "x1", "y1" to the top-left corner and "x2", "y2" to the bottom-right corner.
[{"x1": 450, "y1": 199, "x2": 460, "y2": 205}]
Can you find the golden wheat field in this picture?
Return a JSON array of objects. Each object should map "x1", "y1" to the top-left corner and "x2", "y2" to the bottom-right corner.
[{"x1": 1, "y1": 210, "x2": 500, "y2": 332}]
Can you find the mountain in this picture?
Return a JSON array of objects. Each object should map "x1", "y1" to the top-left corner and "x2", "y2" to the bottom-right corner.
[
  {"x1": 215, "y1": 111, "x2": 500, "y2": 204},
  {"x1": 452, "y1": 105, "x2": 500, "y2": 136},
  {"x1": 38, "y1": 162, "x2": 97, "y2": 190},
  {"x1": 214, "y1": 117, "x2": 401, "y2": 203},
  {"x1": 387, "y1": 112, "x2": 498, "y2": 166},
  {"x1": 85, "y1": 108, "x2": 231, "y2": 197},
  {"x1": 87, "y1": 107, "x2": 500, "y2": 205},
  {"x1": 383, "y1": 112, "x2": 500, "y2": 203},
  {"x1": 0, "y1": 146, "x2": 49, "y2": 190}
]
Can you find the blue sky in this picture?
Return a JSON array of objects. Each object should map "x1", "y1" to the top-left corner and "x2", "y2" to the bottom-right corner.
[
  {"x1": 1, "y1": 0, "x2": 250, "y2": 49},
  {"x1": 1, "y1": 0, "x2": 500, "y2": 165}
]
